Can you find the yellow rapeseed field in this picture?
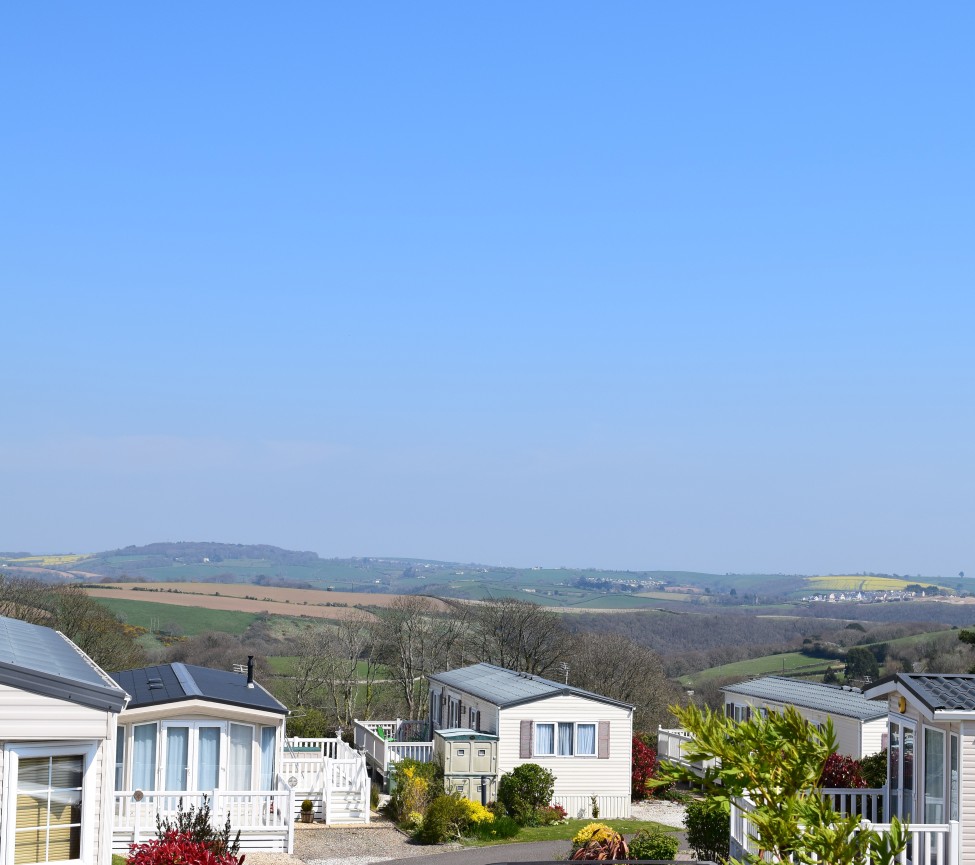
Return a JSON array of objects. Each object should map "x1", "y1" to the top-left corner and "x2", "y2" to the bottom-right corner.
[{"x1": 8, "y1": 554, "x2": 88, "y2": 566}]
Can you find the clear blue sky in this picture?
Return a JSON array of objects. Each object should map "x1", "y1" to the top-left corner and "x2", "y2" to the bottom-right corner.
[{"x1": 2, "y1": 4, "x2": 973, "y2": 577}]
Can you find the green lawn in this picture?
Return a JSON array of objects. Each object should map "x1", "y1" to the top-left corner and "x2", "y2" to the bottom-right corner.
[{"x1": 461, "y1": 818, "x2": 676, "y2": 847}]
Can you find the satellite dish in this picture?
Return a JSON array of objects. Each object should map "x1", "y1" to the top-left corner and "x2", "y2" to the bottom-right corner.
[{"x1": 133, "y1": 790, "x2": 145, "y2": 802}]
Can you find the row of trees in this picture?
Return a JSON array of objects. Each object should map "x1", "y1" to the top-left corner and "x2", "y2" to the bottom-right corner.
[{"x1": 276, "y1": 596, "x2": 682, "y2": 732}]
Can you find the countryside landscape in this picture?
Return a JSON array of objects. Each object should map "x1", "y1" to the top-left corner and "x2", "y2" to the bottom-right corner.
[{"x1": 4, "y1": 541, "x2": 973, "y2": 701}]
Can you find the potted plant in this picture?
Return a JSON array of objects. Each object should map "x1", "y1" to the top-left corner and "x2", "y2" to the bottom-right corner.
[{"x1": 301, "y1": 799, "x2": 314, "y2": 823}]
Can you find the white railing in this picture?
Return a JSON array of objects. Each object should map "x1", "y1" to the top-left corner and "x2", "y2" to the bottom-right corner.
[
  {"x1": 822, "y1": 787, "x2": 885, "y2": 822},
  {"x1": 112, "y1": 785, "x2": 294, "y2": 853},
  {"x1": 284, "y1": 736, "x2": 343, "y2": 759},
  {"x1": 280, "y1": 736, "x2": 371, "y2": 826},
  {"x1": 353, "y1": 719, "x2": 433, "y2": 774},
  {"x1": 388, "y1": 742, "x2": 435, "y2": 764},
  {"x1": 731, "y1": 796, "x2": 959, "y2": 865},
  {"x1": 656, "y1": 726, "x2": 717, "y2": 777}
]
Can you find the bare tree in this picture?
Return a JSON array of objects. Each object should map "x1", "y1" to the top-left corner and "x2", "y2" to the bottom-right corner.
[
  {"x1": 375, "y1": 596, "x2": 465, "y2": 719},
  {"x1": 568, "y1": 631, "x2": 683, "y2": 732},
  {"x1": 465, "y1": 598, "x2": 569, "y2": 675},
  {"x1": 323, "y1": 613, "x2": 379, "y2": 726}
]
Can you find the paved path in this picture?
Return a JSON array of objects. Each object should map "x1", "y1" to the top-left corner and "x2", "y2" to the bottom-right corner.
[{"x1": 382, "y1": 839, "x2": 571, "y2": 865}]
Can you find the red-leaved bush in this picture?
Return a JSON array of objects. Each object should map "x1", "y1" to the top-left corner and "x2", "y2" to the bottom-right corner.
[
  {"x1": 631, "y1": 735, "x2": 663, "y2": 800},
  {"x1": 129, "y1": 831, "x2": 245, "y2": 865},
  {"x1": 819, "y1": 752, "x2": 867, "y2": 789}
]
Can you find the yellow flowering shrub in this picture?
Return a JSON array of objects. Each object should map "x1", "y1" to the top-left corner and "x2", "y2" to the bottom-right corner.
[
  {"x1": 572, "y1": 823, "x2": 615, "y2": 849},
  {"x1": 463, "y1": 800, "x2": 495, "y2": 824}
]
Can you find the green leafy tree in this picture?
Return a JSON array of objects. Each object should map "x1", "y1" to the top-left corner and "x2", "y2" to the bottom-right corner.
[
  {"x1": 844, "y1": 646, "x2": 879, "y2": 682},
  {"x1": 656, "y1": 703, "x2": 906, "y2": 865}
]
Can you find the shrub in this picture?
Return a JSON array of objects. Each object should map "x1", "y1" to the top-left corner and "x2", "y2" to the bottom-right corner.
[
  {"x1": 684, "y1": 798, "x2": 730, "y2": 862},
  {"x1": 468, "y1": 814, "x2": 520, "y2": 841},
  {"x1": 628, "y1": 827, "x2": 679, "y2": 861},
  {"x1": 415, "y1": 794, "x2": 475, "y2": 843},
  {"x1": 571, "y1": 823, "x2": 615, "y2": 849},
  {"x1": 631, "y1": 734, "x2": 661, "y2": 801},
  {"x1": 497, "y1": 763, "x2": 555, "y2": 825},
  {"x1": 820, "y1": 752, "x2": 867, "y2": 789},
  {"x1": 154, "y1": 796, "x2": 240, "y2": 858},
  {"x1": 387, "y1": 759, "x2": 442, "y2": 824},
  {"x1": 860, "y1": 749, "x2": 887, "y2": 788},
  {"x1": 569, "y1": 825, "x2": 628, "y2": 861},
  {"x1": 536, "y1": 804, "x2": 567, "y2": 825},
  {"x1": 130, "y1": 832, "x2": 243, "y2": 865},
  {"x1": 370, "y1": 782, "x2": 380, "y2": 811}
]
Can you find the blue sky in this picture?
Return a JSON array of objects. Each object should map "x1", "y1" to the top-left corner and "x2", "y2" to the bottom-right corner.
[{"x1": 2, "y1": 4, "x2": 973, "y2": 576}]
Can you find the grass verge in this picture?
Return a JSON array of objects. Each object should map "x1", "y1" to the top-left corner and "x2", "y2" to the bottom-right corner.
[{"x1": 461, "y1": 818, "x2": 675, "y2": 847}]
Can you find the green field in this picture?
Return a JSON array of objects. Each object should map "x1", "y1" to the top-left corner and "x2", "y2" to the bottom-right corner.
[
  {"x1": 94, "y1": 597, "x2": 259, "y2": 636},
  {"x1": 680, "y1": 626, "x2": 955, "y2": 687},
  {"x1": 679, "y1": 651, "x2": 837, "y2": 686}
]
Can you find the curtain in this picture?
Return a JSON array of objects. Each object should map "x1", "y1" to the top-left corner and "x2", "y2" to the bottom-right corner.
[
  {"x1": 198, "y1": 728, "x2": 220, "y2": 791},
  {"x1": 260, "y1": 727, "x2": 276, "y2": 789},
  {"x1": 558, "y1": 723, "x2": 574, "y2": 756},
  {"x1": 535, "y1": 724, "x2": 554, "y2": 755},
  {"x1": 229, "y1": 724, "x2": 253, "y2": 790},
  {"x1": 132, "y1": 724, "x2": 157, "y2": 791},
  {"x1": 577, "y1": 724, "x2": 596, "y2": 755},
  {"x1": 165, "y1": 727, "x2": 189, "y2": 791}
]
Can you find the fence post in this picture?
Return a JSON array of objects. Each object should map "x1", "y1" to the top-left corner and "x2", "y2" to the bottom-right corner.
[{"x1": 948, "y1": 820, "x2": 959, "y2": 865}]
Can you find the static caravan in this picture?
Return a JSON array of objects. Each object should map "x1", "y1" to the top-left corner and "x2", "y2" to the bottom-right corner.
[
  {"x1": 428, "y1": 663, "x2": 634, "y2": 819},
  {"x1": 722, "y1": 676, "x2": 887, "y2": 758},
  {"x1": 0, "y1": 614, "x2": 128, "y2": 865}
]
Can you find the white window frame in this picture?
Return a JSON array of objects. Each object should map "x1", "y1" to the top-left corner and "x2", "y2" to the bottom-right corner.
[
  {"x1": 535, "y1": 722, "x2": 598, "y2": 758},
  {"x1": 1, "y1": 741, "x2": 98, "y2": 865},
  {"x1": 576, "y1": 723, "x2": 597, "y2": 756},
  {"x1": 535, "y1": 723, "x2": 556, "y2": 756}
]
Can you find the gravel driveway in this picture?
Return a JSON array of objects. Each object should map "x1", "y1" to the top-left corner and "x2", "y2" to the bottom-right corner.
[{"x1": 244, "y1": 800, "x2": 689, "y2": 865}]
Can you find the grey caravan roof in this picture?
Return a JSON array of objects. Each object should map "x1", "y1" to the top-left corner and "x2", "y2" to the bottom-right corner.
[
  {"x1": 0, "y1": 614, "x2": 127, "y2": 712},
  {"x1": 722, "y1": 676, "x2": 886, "y2": 721},
  {"x1": 865, "y1": 673, "x2": 975, "y2": 714},
  {"x1": 429, "y1": 663, "x2": 634, "y2": 710},
  {"x1": 111, "y1": 663, "x2": 288, "y2": 714}
]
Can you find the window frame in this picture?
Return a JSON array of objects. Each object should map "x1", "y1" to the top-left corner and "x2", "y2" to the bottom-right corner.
[
  {"x1": 2, "y1": 741, "x2": 98, "y2": 865},
  {"x1": 534, "y1": 722, "x2": 598, "y2": 758}
]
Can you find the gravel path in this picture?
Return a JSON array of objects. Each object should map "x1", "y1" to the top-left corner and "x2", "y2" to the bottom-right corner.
[{"x1": 244, "y1": 800, "x2": 689, "y2": 865}]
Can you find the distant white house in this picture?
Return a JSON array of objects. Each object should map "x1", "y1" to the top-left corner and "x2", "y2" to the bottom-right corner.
[
  {"x1": 722, "y1": 675, "x2": 887, "y2": 758},
  {"x1": 0, "y1": 614, "x2": 128, "y2": 865}
]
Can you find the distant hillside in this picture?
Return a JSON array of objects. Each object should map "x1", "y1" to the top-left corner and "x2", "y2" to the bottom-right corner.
[{"x1": 0, "y1": 542, "x2": 961, "y2": 611}]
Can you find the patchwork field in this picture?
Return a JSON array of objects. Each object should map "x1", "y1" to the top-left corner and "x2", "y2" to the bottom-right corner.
[
  {"x1": 807, "y1": 575, "x2": 942, "y2": 592},
  {"x1": 84, "y1": 582, "x2": 453, "y2": 621}
]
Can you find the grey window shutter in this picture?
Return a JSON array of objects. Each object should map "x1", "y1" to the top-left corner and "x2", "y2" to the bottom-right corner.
[
  {"x1": 520, "y1": 720, "x2": 534, "y2": 758},
  {"x1": 597, "y1": 721, "x2": 610, "y2": 759}
]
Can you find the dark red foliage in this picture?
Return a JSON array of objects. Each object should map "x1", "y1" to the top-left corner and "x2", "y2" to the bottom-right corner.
[
  {"x1": 631, "y1": 735, "x2": 661, "y2": 801},
  {"x1": 819, "y1": 752, "x2": 867, "y2": 789},
  {"x1": 129, "y1": 831, "x2": 245, "y2": 865}
]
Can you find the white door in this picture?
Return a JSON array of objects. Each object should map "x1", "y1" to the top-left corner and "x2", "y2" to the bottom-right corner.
[{"x1": 161, "y1": 723, "x2": 226, "y2": 792}]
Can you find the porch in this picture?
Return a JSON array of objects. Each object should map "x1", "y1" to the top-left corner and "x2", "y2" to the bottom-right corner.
[
  {"x1": 111, "y1": 785, "x2": 295, "y2": 854},
  {"x1": 352, "y1": 719, "x2": 434, "y2": 784},
  {"x1": 112, "y1": 736, "x2": 371, "y2": 855},
  {"x1": 731, "y1": 792, "x2": 960, "y2": 865},
  {"x1": 281, "y1": 736, "x2": 371, "y2": 825}
]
